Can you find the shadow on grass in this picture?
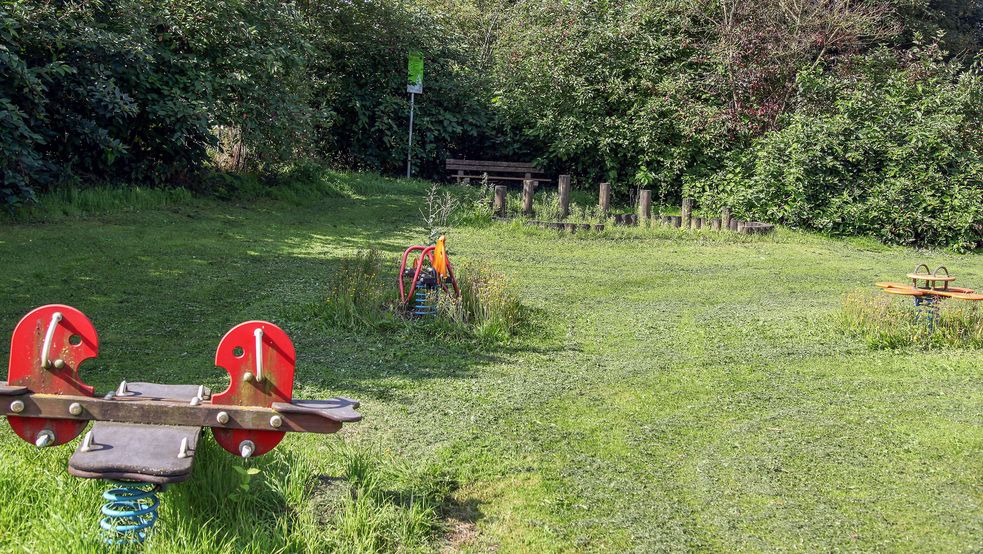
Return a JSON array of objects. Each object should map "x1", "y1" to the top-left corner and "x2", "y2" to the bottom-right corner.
[{"x1": 0, "y1": 179, "x2": 531, "y2": 550}]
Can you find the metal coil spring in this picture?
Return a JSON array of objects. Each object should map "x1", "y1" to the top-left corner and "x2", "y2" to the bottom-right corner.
[
  {"x1": 100, "y1": 481, "x2": 160, "y2": 544},
  {"x1": 413, "y1": 286, "x2": 438, "y2": 317},
  {"x1": 913, "y1": 295, "x2": 941, "y2": 330}
]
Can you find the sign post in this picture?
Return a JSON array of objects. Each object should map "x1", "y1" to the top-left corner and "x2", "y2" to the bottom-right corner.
[{"x1": 406, "y1": 51, "x2": 424, "y2": 178}]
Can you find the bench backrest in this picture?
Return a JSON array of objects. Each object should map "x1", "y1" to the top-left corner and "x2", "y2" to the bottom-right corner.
[{"x1": 446, "y1": 159, "x2": 550, "y2": 184}]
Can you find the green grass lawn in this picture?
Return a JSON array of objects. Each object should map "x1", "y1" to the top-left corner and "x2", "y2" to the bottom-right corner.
[{"x1": 0, "y1": 173, "x2": 980, "y2": 553}]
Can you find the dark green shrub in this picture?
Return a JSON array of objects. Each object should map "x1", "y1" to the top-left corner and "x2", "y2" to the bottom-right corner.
[
  {"x1": 490, "y1": 0, "x2": 703, "y2": 198},
  {"x1": 0, "y1": 2, "x2": 216, "y2": 203},
  {"x1": 691, "y1": 45, "x2": 983, "y2": 249},
  {"x1": 303, "y1": 1, "x2": 499, "y2": 179}
]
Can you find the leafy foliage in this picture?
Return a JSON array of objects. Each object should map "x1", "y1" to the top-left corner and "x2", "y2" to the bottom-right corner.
[
  {"x1": 691, "y1": 45, "x2": 983, "y2": 249},
  {"x1": 1, "y1": 0, "x2": 980, "y2": 247},
  {"x1": 1, "y1": 2, "x2": 214, "y2": 202},
  {"x1": 303, "y1": 1, "x2": 499, "y2": 177}
]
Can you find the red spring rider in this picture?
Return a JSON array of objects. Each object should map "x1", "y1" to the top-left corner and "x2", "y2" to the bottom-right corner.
[{"x1": 399, "y1": 235, "x2": 460, "y2": 316}]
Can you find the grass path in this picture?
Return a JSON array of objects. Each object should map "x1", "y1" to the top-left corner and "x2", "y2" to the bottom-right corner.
[{"x1": 0, "y1": 174, "x2": 980, "y2": 552}]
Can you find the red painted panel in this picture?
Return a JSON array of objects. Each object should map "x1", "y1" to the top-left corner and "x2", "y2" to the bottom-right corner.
[
  {"x1": 6, "y1": 305, "x2": 96, "y2": 445},
  {"x1": 211, "y1": 321, "x2": 295, "y2": 457}
]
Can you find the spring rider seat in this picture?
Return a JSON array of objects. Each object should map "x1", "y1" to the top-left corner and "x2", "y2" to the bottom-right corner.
[{"x1": 1, "y1": 305, "x2": 361, "y2": 543}]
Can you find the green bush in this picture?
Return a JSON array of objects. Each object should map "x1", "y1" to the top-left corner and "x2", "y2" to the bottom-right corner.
[
  {"x1": 691, "y1": 46, "x2": 983, "y2": 249},
  {"x1": 490, "y1": 0, "x2": 701, "y2": 197},
  {"x1": 302, "y1": 1, "x2": 499, "y2": 179},
  {"x1": 0, "y1": 2, "x2": 219, "y2": 202}
]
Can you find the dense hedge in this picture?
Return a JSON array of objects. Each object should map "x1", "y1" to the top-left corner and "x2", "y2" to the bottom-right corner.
[
  {"x1": 1, "y1": 2, "x2": 214, "y2": 205},
  {"x1": 0, "y1": 0, "x2": 496, "y2": 205},
  {"x1": 689, "y1": 46, "x2": 983, "y2": 249}
]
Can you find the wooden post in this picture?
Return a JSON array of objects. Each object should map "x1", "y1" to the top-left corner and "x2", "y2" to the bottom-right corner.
[
  {"x1": 638, "y1": 189, "x2": 652, "y2": 222},
  {"x1": 721, "y1": 207, "x2": 731, "y2": 230},
  {"x1": 522, "y1": 179, "x2": 535, "y2": 216},
  {"x1": 671, "y1": 216, "x2": 681, "y2": 228},
  {"x1": 710, "y1": 218, "x2": 721, "y2": 231},
  {"x1": 729, "y1": 218, "x2": 738, "y2": 232},
  {"x1": 692, "y1": 217, "x2": 702, "y2": 230},
  {"x1": 494, "y1": 185, "x2": 507, "y2": 217},
  {"x1": 736, "y1": 220, "x2": 746, "y2": 233},
  {"x1": 598, "y1": 182, "x2": 610, "y2": 215},
  {"x1": 558, "y1": 175, "x2": 571, "y2": 219},
  {"x1": 681, "y1": 198, "x2": 692, "y2": 229}
]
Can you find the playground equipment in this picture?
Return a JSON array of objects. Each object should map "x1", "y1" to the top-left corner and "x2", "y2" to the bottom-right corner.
[
  {"x1": 399, "y1": 235, "x2": 460, "y2": 316},
  {"x1": 875, "y1": 265, "x2": 983, "y2": 328},
  {"x1": 1, "y1": 305, "x2": 361, "y2": 543}
]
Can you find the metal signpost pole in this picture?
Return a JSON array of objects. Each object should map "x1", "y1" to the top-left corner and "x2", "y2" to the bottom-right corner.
[
  {"x1": 407, "y1": 92, "x2": 415, "y2": 178},
  {"x1": 406, "y1": 51, "x2": 423, "y2": 179}
]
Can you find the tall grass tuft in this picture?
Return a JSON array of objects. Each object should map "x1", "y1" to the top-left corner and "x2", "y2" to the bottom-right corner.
[
  {"x1": 841, "y1": 290, "x2": 983, "y2": 349},
  {"x1": 438, "y1": 261, "x2": 526, "y2": 344},
  {"x1": 5, "y1": 186, "x2": 197, "y2": 222},
  {"x1": 321, "y1": 443, "x2": 451, "y2": 552},
  {"x1": 314, "y1": 250, "x2": 525, "y2": 343},
  {"x1": 320, "y1": 250, "x2": 400, "y2": 330}
]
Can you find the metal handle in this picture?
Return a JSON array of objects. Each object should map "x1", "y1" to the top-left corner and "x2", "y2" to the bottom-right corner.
[
  {"x1": 254, "y1": 328, "x2": 264, "y2": 383},
  {"x1": 41, "y1": 312, "x2": 63, "y2": 369}
]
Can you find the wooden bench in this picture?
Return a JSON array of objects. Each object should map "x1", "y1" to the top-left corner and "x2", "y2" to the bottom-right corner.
[{"x1": 446, "y1": 159, "x2": 551, "y2": 185}]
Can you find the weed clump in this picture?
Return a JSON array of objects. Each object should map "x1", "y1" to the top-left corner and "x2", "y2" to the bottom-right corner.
[
  {"x1": 318, "y1": 443, "x2": 453, "y2": 552},
  {"x1": 841, "y1": 290, "x2": 983, "y2": 349},
  {"x1": 317, "y1": 250, "x2": 525, "y2": 344},
  {"x1": 438, "y1": 261, "x2": 526, "y2": 344},
  {"x1": 322, "y1": 250, "x2": 400, "y2": 330}
]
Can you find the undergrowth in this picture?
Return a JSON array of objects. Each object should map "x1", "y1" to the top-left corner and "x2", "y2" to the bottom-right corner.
[
  {"x1": 841, "y1": 290, "x2": 983, "y2": 349},
  {"x1": 1, "y1": 164, "x2": 431, "y2": 223}
]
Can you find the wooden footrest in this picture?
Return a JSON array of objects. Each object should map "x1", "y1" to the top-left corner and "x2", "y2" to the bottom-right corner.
[
  {"x1": 116, "y1": 382, "x2": 210, "y2": 401},
  {"x1": 272, "y1": 398, "x2": 362, "y2": 423}
]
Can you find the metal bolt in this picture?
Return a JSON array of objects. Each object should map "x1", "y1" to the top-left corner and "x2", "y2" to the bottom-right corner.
[
  {"x1": 116, "y1": 380, "x2": 128, "y2": 396},
  {"x1": 243, "y1": 372, "x2": 255, "y2": 383},
  {"x1": 216, "y1": 411, "x2": 229, "y2": 424},
  {"x1": 239, "y1": 440, "x2": 255, "y2": 459},
  {"x1": 9, "y1": 400, "x2": 24, "y2": 413},
  {"x1": 35, "y1": 430, "x2": 55, "y2": 448},
  {"x1": 53, "y1": 359, "x2": 65, "y2": 369},
  {"x1": 197, "y1": 385, "x2": 208, "y2": 400},
  {"x1": 190, "y1": 396, "x2": 201, "y2": 407},
  {"x1": 68, "y1": 402, "x2": 82, "y2": 415},
  {"x1": 269, "y1": 415, "x2": 283, "y2": 428}
]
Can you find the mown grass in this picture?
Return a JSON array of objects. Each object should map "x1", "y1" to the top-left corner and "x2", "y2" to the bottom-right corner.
[{"x1": 0, "y1": 172, "x2": 980, "y2": 552}]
